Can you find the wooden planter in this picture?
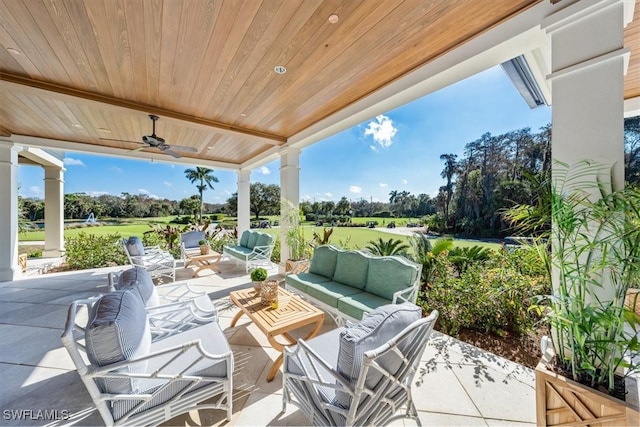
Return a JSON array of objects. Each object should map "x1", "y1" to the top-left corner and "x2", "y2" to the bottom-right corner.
[
  {"x1": 285, "y1": 259, "x2": 310, "y2": 275},
  {"x1": 200, "y1": 244, "x2": 210, "y2": 255},
  {"x1": 536, "y1": 350, "x2": 640, "y2": 426}
]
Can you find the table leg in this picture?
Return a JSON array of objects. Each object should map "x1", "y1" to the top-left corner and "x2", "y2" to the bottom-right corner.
[
  {"x1": 230, "y1": 309, "x2": 246, "y2": 328},
  {"x1": 265, "y1": 315, "x2": 324, "y2": 382}
]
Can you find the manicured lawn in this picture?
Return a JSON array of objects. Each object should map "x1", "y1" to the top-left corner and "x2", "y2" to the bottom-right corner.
[{"x1": 19, "y1": 217, "x2": 501, "y2": 251}]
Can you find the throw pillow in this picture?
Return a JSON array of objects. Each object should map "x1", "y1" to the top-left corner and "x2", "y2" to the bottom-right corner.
[
  {"x1": 115, "y1": 266, "x2": 159, "y2": 307},
  {"x1": 126, "y1": 236, "x2": 145, "y2": 256}
]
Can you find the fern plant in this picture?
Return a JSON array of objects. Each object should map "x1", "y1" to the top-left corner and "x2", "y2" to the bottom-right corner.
[{"x1": 365, "y1": 237, "x2": 409, "y2": 256}]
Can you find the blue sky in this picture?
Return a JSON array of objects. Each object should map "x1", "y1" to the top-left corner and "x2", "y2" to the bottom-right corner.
[{"x1": 18, "y1": 65, "x2": 551, "y2": 205}]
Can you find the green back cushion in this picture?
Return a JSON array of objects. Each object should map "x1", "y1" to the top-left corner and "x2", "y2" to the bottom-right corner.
[
  {"x1": 332, "y1": 251, "x2": 369, "y2": 290},
  {"x1": 309, "y1": 246, "x2": 339, "y2": 278},
  {"x1": 365, "y1": 257, "x2": 419, "y2": 300},
  {"x1": 255, "y1": 233, "x2": 273, "y2": 248},
  {"x1": 239, "y1": 230, "x2": 250, "y2": 247},
  {"x1": 246, "y1": 232, "x2": 259, "y2": 249}
]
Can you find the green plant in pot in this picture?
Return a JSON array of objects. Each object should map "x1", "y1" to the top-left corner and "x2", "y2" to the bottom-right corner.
[
  {"x1": 198, "y1": 239, "x2": 210, "y2": 255},
  {"x1": 534, "y1": 160, "x2": 640, "y2": 425},
  {"x1": 282, "y1": 200, "x2": 312, "y2": 273},
  {"x1": 250, "y1": 267, "x2": 268, "y2": 291}
]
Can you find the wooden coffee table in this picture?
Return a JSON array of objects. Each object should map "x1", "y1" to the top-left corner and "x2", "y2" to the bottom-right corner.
[
  {"x1": 184, "y1": 251, "x2": 222, "y2": 277},
  {"x1": 229, "y1": 287, "x2": 325, "y2": 382}
]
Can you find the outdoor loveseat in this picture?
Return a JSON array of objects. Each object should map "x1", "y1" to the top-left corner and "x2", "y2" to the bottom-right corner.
[
  {"x1": 285, "y1": 245, "x2": 422, "y2": 325},
  {"x1": 223, "y1": 230, "x2": 275, "y2": 272}
]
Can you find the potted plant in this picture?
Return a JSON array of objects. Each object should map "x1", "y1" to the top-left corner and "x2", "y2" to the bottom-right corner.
[
  {"x1": 535, "y1": 161, "x2": 640, "y2": 426},
  {"x1": 282, "y1": 200, "x2": 312, "y2": 273},
  {"x1": 198, "y1": 239, "x2": 210, "y2": 255},
  {"x1": 250, "y1": 267, "x2": 268, "y2": 291}
]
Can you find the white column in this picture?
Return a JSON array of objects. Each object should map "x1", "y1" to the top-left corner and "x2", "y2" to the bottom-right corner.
[
  {"x1": 43, "y1": 166, "x2": 65, "y2": 257},
  {"x1": 280, "y1": 147, "x2": 301, "y2": 266},
  {"x1": 543, "y1": 0, "x2": 631, "y2": 301},
  {"x1": 0, "y1": 144, "x2": 20, "y2": 282},
  {"x1": 237, "y1": 170, "x2": 250, "y2": 236}
]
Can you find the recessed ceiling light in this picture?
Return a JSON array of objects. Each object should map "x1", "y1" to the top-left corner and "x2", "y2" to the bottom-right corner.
[
  {"x1": 72, "y1": 124, "x2": 83, "y2": 129},
  {"x1": 274, "y1": 65, "x2": 287, "y2": 74},
  {"x1": 240, "y1": 113, "x2": 247, "y2": 117},
  {"x1": 328, "y1": 14, "x2": 339, "y2": 24},
  {"x1": 7, "y1": 47, "x2": 21, "y2": 55},
  {"x1": 97, "y1": 128, "x2": 111, "y2": 133}
]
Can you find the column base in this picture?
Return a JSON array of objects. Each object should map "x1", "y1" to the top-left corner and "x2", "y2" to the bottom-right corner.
[{"x1": 0, "y1": 266, "x2": 20, "y2": 282}]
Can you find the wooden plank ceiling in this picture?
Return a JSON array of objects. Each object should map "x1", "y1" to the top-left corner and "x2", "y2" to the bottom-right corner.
[{"x1": 1, "y1": 0, "x2": 635, "y2": 168}]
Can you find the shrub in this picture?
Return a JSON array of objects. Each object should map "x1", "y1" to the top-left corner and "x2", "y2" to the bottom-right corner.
[
  {"x1": 65, "y1": 232, "x2": 128, "y2": 270},
  {"x1": 250, "y1": 267, "x2": 268, "y2": 282},
  {"x1": 418, "y1": 251, "x2": 548, "y2": 337}
]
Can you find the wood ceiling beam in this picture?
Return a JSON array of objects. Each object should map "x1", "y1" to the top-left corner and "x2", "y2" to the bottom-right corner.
[
  {"x1": 0, "y1": 126, "x2": 12, "y2": 137},
  {"x1": 0, "y1": 73, "x2": 286, "y2": 146}
]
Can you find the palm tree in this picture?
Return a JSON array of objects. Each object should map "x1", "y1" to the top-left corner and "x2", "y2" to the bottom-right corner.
[
  {"x1": 184, "y1": 167, "x2": 219, "y2": 222},
  {"x1": 365, "y1": 237, "x2": 410, "y2": 256}
]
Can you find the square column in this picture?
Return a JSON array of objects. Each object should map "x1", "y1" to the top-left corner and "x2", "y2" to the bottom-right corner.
[
  {"x1": 43, "y1": 166, "x2": 65, "y2": 257},
  {"x1": 280, "y1": 147, "x2": 301, "y2": 265},
  {"x1": 237, "y1": 170, "x2": 250, "y2": 236},
  {"x1": 543, "y1": 0, "x2": 632, "y2": 303},
  {"x1": 0, "y1": 144, "x2": 20, "y2": 282}
]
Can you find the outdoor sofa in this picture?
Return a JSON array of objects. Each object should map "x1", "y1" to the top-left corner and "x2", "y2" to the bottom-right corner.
[
  {"x1": 285, "y1": 245, "x2": 422, "y2": 325},
  {"x1": 223, "y1": 230, "x2": 275, "y2": 272}
]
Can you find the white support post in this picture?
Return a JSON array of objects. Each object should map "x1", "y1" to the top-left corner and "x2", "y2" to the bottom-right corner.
[
  {"x1": 43, "y1": 166, "x2": 65, "y2": 257},
  {"x1": 0, "y1": 144, "x2": 20, "y2": 282},
  {"x1": 543, "y1": 0, "x2": 632, "y2": 301},
  {"x1": 237, "y1": 170, "x2": 250, "y2": 237},
  {"x1": 280, "y1": 147, "x2": 301, "y2": 267}
]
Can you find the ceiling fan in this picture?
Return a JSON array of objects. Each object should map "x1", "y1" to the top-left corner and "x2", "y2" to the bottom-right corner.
[{"x1": 101, "y1": 114, "x2": 198, "y2": 158}]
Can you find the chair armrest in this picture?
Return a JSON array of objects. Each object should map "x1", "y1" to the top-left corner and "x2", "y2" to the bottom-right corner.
[
  {"x1": 146, "y1": 300, "x2": 217, "y2": 339},
  {"x1": 248, "y1": 245, "x2": 272, "y2": 258},
  {"x1": 155, "y1": 281, "x2": 208, "y2": 304},
  {"x1": 392, "y1": 284, "x2": 418, "y2": 304}
]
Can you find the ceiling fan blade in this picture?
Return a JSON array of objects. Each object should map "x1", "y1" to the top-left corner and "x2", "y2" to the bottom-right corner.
[
  {"x1": 163, "y1": 149, "x2": 182, "y2": 158},
  {"x1": 128, "y1": 146, "x2": 146, "y2": 153},
  {"x1": 100, "y1": 137, "x2": 144, "y2": 145},
  {"x1": 168, "y1": 144, "x2": 198, "y2": 153}
]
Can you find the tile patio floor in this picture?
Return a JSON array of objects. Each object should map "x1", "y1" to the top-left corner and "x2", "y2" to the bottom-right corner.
[{"x1": 0, "y1": 260, "x2": 537, "y2": 426}]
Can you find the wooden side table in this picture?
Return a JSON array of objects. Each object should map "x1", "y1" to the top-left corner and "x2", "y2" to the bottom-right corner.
[
  {"x1": 229, "y1": 287, "x2": 324, "y2": 382},
  {"x1": 184, "y1": 251, "x2": 222, "y2": 277}
]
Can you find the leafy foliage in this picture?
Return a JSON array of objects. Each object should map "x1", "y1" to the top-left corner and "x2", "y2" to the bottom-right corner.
[
  {"x1": 184, "y1": 167, "x2": 219, "y2": 222},
  {"x1": 365, "y1": 237, "x2": 409, "y2": 256},
  {"x1": 408, "y1": 234, "x2": 453, "y2": 285},
  {"x1": 448, "y1": 245, "x2": 493, "y2": 274},
  {"x1": 312, "y1": 228, "x2": 334, "y2": 246},
  {"x1": 65, "y1": 232, "x2": 128, "y2": 270}
]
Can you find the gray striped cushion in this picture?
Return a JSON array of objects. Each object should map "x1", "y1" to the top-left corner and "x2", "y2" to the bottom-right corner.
[
  {"x1": 126, "y1": 236, "x2": 145, "y2": 256},
  {"x1": 85, "y1": 290, "x2": 151, "y2": 394},
  {"x1": 336, "y1": 303, "x2": 421, "y2": 408},
  {"x1": 115, "y1": 266, "x2": 159, "y2": 307}
]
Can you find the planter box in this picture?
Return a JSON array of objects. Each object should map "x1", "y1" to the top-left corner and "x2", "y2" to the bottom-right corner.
[
  {"x1": 536, "y1": 349, "x2": 640, "y2": 426},
  {"x1": 285, "y1": 259, "x2": 309, "y2": 275}
]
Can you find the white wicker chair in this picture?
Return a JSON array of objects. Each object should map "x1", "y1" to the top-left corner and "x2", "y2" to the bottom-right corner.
[
  {"x1": 282, "y1": 309, "x2": 438, "y2": 426},
  {"x1": 121, "y1": 237, "x2": 176, "y2": 281},
  {"x1": 62, "y1": 294, "x2": 233, "y2": 426},
  {"x1": 180, "y1": 230, "x2": 206, "y2": 261}
]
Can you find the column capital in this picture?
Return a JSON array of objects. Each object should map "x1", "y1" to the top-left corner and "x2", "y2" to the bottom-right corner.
[{"x1": 542, "y1": 0, "x2": 633, "y2": 34}]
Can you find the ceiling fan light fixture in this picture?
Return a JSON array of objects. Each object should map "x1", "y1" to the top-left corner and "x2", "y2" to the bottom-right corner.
[{"x1": 274, "y1": 65, "x2": 287, "y2": 74}]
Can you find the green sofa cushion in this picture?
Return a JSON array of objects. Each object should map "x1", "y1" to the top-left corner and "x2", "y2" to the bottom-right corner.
[
  {"x1": 224, "y1": 245, "x2": 252, "y2": 259},
  {"x1": 309, "y1": 245, "x2": 339, "y2": 278},
  {"x1": 285, "y1": 272, "x2": 332, "y2": 294},
  {"x1": 305, "y1": 281, "x2": 364, "y2": 308},
  {"x1": 364, "y1": 256, "x2": 419, "y2": 301},
  {"x1": 239, "y1": 230, "x2": 250, "y2": 247},
  {"x1": 255, "y1": 233, "x2": 273, "y2": 248},
  {"x1": 337, "y1": 292, "x2": 392, "y2": 321},
  {"x1": 332, "y1": 251, "x2": 369, "y2": 290},
  {"x1": 246, "y1": 232, "x2": 259, "y2": 249}
]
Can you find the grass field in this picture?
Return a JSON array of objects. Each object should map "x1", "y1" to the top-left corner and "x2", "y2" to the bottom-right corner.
[{"x1": 19, "y1": 217, "x2": 501, "y2": 251}]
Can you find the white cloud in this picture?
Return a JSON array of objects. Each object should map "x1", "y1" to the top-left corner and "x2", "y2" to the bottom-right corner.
[
  {"x1": 349, "y1": 186, "x2": 362, "y2": 194},
  {"x1": 88, "y1": 191, "x2": 109, "y2": 197},
  {"x1": 224, "y1": 190, "x2": 232, "y2": 196},
  {"x1": 259, "y1": 166, "x2": 271, "y2": 175},
  {"x1": 29, "y1": 186, "x2": 42, "y2": 196},
  {"x1": 163, "y1": 181, "x2": 172, "y2": 187},
  {"x1": 138, "y1": 188, "x2": 159, "y2": 199},
  {"x1": 402, "y1": 179, "x2": 408, "y2": 185},
  {"x1": 364, "y1": 115, "x2": 397, "y2": 149},
  {"x1": 302, "y1": 194, "x2": 312, "y2": 201},
  {"x1": 64, "y1": 157, "x2": 85, "y2": 166},
  {"x1": 323, "y1": 192, "x2": 333, "y2": 198},
  {"x1": 111, "y1": 166, "x2": 123, "y2": 173},
  {"x1": 379, "y1": 182, "x2": 388, "y2": 188}
]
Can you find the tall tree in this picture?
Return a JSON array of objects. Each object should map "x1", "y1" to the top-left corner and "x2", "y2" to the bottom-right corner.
[
  {"x1": 184, "y1": 167, "x2": 219, "y2": 222},
  {"x1": 250, "y1": 183, "x2": 280, "y2": 219},
  {"x1": 439, "y1": 153, "x2": 458, "y2": 225}
]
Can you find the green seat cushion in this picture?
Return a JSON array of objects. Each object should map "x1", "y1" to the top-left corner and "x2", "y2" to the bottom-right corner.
[
  {"x1": 224, "y1": 245, "x2": 252, "y2": 259},
  {"x1": 255, "y1": 233, "x2": 273, "y2": 248},
  {"x1": 239, "y1": 230, "x2": 250, "y2": 247},
  {"x1": 246, "y1": 232, "x2": 259, "y2": 249},
  {"x1": 305, "y1": 281, "x2": 363, "y2": 308},
  {"x1": 309, "y1": 246, "x2": 339, "y2": 278},
  {"x1": 364, "y1": 257, "x2": 419, "y2": 301},
  {"x1": 337, "y1": 292, "x2": 392, "y2": 321},
  {"x1": 332, "y1": 251, "x2": 369, "y2": 290},
  {"x1": 285, "y1": 272, "x2": 332, "y2": 294}
]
